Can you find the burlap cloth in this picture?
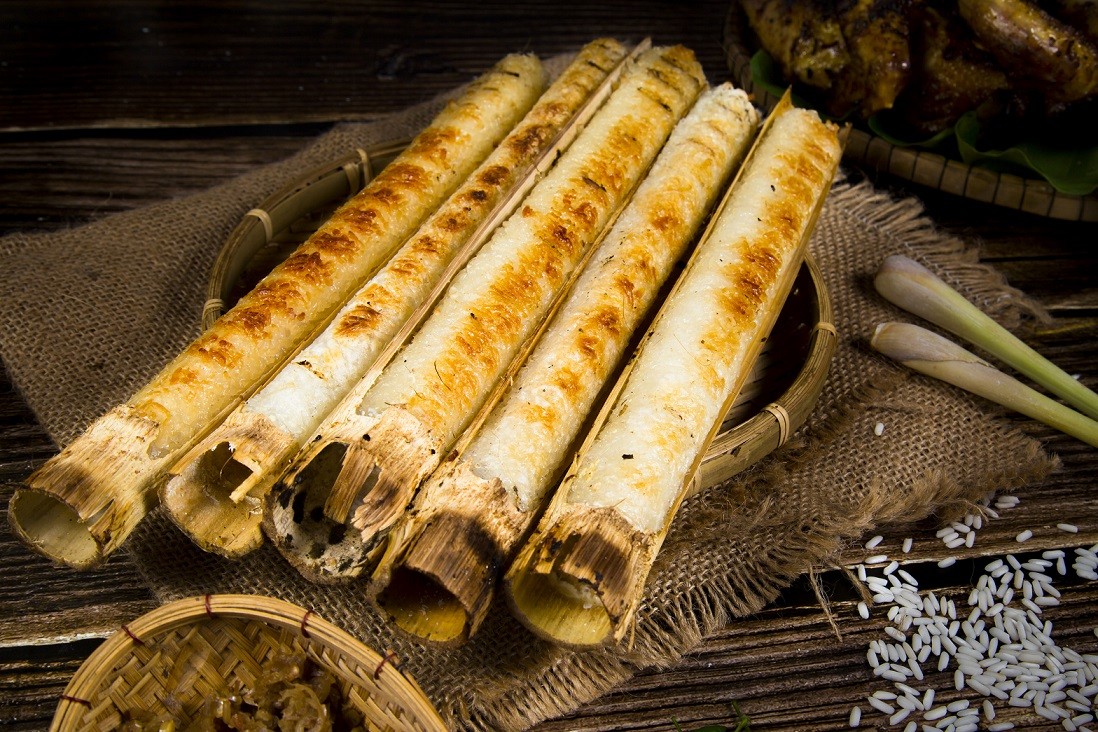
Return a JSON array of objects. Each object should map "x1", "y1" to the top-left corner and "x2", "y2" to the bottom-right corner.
[{"x1": 0, "y1": 58, "x2": 1056, "y2": 730}]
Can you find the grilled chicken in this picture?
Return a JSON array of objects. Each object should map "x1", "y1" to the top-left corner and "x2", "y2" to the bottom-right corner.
[
  {"x1": 894, "y1": 3, "x2": 1010, "y2": 134},
  {"x1": 959, "y1": 0, "x2": 1098, "y2": 104},
  {"x1": 742, "y1": 0, "x2": 913, "y2": 117}
]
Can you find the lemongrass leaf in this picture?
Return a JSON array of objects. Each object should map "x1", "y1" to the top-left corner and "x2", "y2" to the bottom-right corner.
[
  {"x1": 872, "y1": 322, "x2": 1098, "y2": 448},
  {"x1": 874, "y1": 255, "x2": 1098, "y2": 422}
]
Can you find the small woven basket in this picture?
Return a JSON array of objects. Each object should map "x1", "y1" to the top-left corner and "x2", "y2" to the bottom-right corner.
[
  {"x1": 52, "y1": 594, "x2": 447, "y2": 731},
  {"x1": 205, "y1": 142, "x2": 836, "y2": 496}
]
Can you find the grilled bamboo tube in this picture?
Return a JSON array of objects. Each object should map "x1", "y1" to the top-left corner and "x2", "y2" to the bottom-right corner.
[
  {"x1": 504, "y1": 94, "x2": 843, "y2": 647},
  {"x1": 371, "y1": 84, "x2": 761, "y2": 644},
  {"x1": 264, "y1": 45, "x2": 707, "y2": 583},
  {"x1": 159, "y1": 39, "x2": 629, "y2": 559},
  {"x1": 7, "y1": 54, "x2": 547, "y2": 569}
]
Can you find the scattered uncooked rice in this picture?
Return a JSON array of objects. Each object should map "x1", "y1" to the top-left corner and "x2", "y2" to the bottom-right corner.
[{"x1": 850, "y1": 495, "x2": 1096, "y2": 731}]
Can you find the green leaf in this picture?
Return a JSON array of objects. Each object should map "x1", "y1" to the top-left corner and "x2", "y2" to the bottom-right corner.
[
  {"x1": 749, "y1": 49, "x2": 792, "y2": 100},
  {"x1": 954, "y1": 112, "x2": 1098, "y2": 196},
  {"x1": 866, "y1": 111, "x2": 956, "y2": 152}
]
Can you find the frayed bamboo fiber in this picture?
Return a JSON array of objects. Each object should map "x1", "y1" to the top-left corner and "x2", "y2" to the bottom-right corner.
[{"x1": 369, "y1": 84, "x2": 762, "y2": 645}]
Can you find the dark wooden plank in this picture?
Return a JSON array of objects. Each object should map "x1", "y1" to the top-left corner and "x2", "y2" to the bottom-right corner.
[
  {"x1": 0, "y1": 132, "x2": 318, "y2": 234},
  {"x1": 1, "y1": 0, "x2": 732, "y2": 132},
  {"x1": 535, "y1": 576, "x2": 1098, "y2": 731}
]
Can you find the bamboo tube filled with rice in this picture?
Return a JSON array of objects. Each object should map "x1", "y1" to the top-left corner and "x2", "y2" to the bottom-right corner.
[
  {"x1": 370, "y1": 83, "x2": 761, "y2": 645},
  {"x1": 264, "y1": 45, "x2": 707, "y2": 584},
  {"x1": 7, "y1": 53, "x2": 548, "y2": 569},
  {"x1": 504, "y1": 94, "x2": 843, "y2": 647},
  {"x1": 159, "y1": 38, "x2": 630, "y2": 559}
]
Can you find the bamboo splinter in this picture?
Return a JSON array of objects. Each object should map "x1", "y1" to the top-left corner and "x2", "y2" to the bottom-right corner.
[
  {"x1": 7, "y1": 53, "x2": 547, "y2": 569},
  {"x1": 265, "y1": 44, "x2": 707, "y2": 583},
  {"x1": 159, "y1": 39, "x2": 628, "y2": 559},
  {"x1": 504, "y1": 93, "x2": 844, "y2": 647},
  {"x1": 371, "y1": 83, "x2": 761, "y2": 645}
]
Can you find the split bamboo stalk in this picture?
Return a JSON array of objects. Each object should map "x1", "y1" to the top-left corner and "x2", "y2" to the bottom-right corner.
[
  {"x1": 6, "y1": 53, "x2": 547, "y2": 569},
  {"x1": 264, "y1": 45, "x2": 707, "y2": 583},
  {"x1": 158, "y1": 39, "x2": 630, "y2": 559},
  {"x1": 504, "y1": 94, "x2": 844, "y2": 647},
  {"x1": 370, "y1": 84, "x2": 761, "y2": 644}
]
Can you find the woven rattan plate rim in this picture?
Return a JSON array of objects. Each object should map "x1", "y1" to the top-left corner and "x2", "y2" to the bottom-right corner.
[
  {"x1": 723, "y1": 2, "x2": 1098, "y2": 223},
  {"x1": 52, "y1": 594, "x2": 447, "y2": 731},
  {"x1": 206, "y1": 141, "x2": 835, "y2": 497}
]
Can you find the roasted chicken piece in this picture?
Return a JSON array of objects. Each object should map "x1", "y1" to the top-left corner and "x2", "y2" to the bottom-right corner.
[
  {"x1": 959, "y1": 0, "x2": 1098, "y2": 104},
  {"x1": 742, "y1": 0, "x2": 913, "y2": 117},
  {"x1": 894, "y1": 3, "x2": 1011, "y2": 134}
]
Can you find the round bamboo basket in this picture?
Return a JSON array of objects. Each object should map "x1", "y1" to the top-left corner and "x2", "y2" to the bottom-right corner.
[
  {"x1": 52, "y1": 594, "x2": 447, "y2": 731},
  {"x1": 723, "y1": 2, "x2": 1098, "y2": 223},
  {"x1": 205, "y1": 143, "x2": 836, "y2": 495}
]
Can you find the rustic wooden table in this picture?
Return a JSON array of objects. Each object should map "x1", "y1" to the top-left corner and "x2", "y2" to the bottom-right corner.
[{"x1": 2, "y1": 2, "x2": 1095, "y2": 730}]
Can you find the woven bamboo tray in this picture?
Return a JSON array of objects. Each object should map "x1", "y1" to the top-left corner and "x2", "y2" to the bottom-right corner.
[
  {"x1": 52, "y1": 594, "x2": 447, "y2": 731},
  {"x1": 723, "y1": 2, "x2": 1098, "y2": 223},
  {"x1": 205, "y1": 141, "x2": 836, "y2": 497}
]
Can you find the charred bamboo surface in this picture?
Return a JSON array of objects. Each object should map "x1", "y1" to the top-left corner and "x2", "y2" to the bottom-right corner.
[
  {"x1": 371, "y1": 84, "x2": 762, "y2": 644},
  {"x1": 8, "y1": 53, "x2": 548, "y2": 569}
]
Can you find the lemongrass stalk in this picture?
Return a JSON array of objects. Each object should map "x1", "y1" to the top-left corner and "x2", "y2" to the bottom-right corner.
[
  {"x1": 871, "y1": 322, "x2": 1098, "y2": 447},
  {"x1": 875, "y1": 255, "x2": 1098, "y2": 421}
]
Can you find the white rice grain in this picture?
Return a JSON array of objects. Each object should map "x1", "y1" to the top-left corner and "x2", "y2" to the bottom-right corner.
[
  {"x1": 924, "y1": 706, "x2": 948, "y2": 721},
  {"x1": 848, "y1": 705, "x2": 861, "y2": 727}
]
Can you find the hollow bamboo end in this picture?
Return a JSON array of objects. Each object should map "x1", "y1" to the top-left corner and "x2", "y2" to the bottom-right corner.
[
  {"x1": 263, "y1": 442, "x2": 378, "y2": 583},
  {"x1": 7, "y1": 489, "x2": 104, "y2": 569},
  {"x1": 160, "y1": 449, "x2": 264, "y2": 559},
  {"x1": 9, "y1": 405, "x2": 165, "y2": 568},
  {"x1": 377, "y1": 567, "x2": 472, "y2": 645},
  {"x1": 161, "y1": 414, "x2": 299, "y2": 558},
  {"x1": 505, "y1": 564, "x2": 614, "y2": 647},
  {"x1": 505, "y1": 506, "x2": 651, "y2": 647},
  {"x1": 374, "y1": 511, "x2": 505, "y2": 645}
]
